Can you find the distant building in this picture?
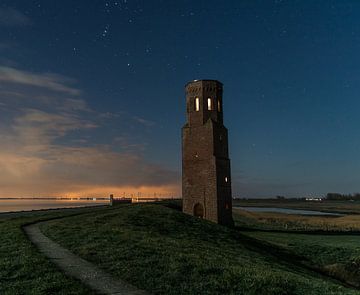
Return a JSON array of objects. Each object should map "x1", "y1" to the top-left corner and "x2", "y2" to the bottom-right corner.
[
  {"x1": 305, "y1": 197, "x2": 323, "y2": 202},
  {"x1": 182, "y1": 80, "x2": 234, "y2": 226}
]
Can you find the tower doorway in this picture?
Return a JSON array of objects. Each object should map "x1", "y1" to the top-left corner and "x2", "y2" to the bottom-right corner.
[{"x1": 193, "y1": 203, "x2": 204, "y2": 218}]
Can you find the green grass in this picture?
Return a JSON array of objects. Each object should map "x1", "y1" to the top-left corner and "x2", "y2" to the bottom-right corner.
[
  {"x1": 0, "y1": 208, "x2": 98, "y2": 295},
  {"x1": 242, "y1": 231, "x2": 360, "y2": 266},
  {"x1": 241, "y1": 231, "x2": 360, "y2": 287},
  {"x1": 41, "y1": 203, "x2": 360, "y2": 295}
]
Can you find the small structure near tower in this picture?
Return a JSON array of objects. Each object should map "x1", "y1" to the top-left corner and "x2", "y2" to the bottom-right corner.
[{"x1": 182, "y1": 79, "x2": 234, "y2": 226}]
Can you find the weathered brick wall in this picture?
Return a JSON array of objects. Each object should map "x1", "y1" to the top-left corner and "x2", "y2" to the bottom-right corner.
[
  {"x1": 182, "y1": 120, "x2": 218, "y2": 223},
  {"x1": 182, "y1": 80, "x2": 233, "y2": 226}
]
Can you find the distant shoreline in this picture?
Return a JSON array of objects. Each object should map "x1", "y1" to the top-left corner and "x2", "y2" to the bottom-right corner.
[
  {"x1": 0, "y1": 197, "x2": 110, "y2": 200},
  {"x1": 0, "y1": 204, "x2": 109, "y2": 216},
  {"x1": 0, "y1": 199, "x2": 109, "y2": 215}
]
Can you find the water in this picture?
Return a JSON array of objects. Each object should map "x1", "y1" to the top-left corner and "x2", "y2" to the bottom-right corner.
[
  {"x1": 235, "y1": 206, "x2": 343, "y2": 216},
  {"x1": 0, "y1": 199, "x2": 109, "y2": 213}
]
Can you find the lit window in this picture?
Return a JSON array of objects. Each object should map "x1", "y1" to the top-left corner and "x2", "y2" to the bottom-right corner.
[
  {"x1": 225, "y1": 177, "x2": 228, "y2": 183},
  {"x1": 207, "y1": 98, "x2": 212, "y2": 110},
  {"x1": 195, "y1": 97, "x2": 200, "y2": 111},
  {"x1": 218, "y1": 100, "x2": 221, "y2": 112}
]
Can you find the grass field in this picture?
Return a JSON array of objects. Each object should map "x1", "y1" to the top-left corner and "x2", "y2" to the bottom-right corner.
[
  {"x1": 0, "y1": 208, "x2": 98, "y2": 295},
  {"x1": 242, "y1": 231, "x2": 360, "y2": 287},
  {"x1": 40, "y1": 203, "x2": 360, "y2": 295}
]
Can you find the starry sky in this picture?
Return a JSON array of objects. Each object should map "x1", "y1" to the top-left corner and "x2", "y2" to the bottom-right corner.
[{"x1": 0, "y1": 0, "x2": 360, "y2": 198}]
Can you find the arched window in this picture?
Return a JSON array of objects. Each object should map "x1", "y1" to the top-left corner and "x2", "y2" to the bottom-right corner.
[
  {"x1": 193, "y1": 203, "x2": 204, "y2": 218},
  {"x1": 217, "y1": 99, "x2": 221, "y2": 112},
  {"x1": 207, "y1": 98, "x2": 212, "y2": 110},
  {"x1": 195, "y1": 97, "x2": 200, "y2": 111}
]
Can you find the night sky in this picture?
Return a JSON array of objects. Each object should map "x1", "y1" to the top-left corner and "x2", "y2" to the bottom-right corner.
[{"x1": 0, "y1": 0, "x2": 359, "y2": 198}]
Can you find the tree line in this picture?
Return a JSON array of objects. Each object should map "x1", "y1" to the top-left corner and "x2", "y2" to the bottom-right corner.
[{"x1": 326, "y1": 193, "x2": 360, "y2": 200}]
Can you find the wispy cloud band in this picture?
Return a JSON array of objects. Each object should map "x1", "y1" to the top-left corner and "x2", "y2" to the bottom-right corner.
[
  {"x1": 0, "y1": 8, "x2": 31, "y2": 26},
  {"x1": 0, "y1": 66, "x2": 81, "y2": 95}
]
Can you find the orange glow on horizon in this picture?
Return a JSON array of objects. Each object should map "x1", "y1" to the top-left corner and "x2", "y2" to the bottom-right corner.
[
  {"x1": 0, "y1": 184, "x2": 181, "y2": 199},
  {"x1": 46, "y1": 184, "x2": 180, "y2": 199}
]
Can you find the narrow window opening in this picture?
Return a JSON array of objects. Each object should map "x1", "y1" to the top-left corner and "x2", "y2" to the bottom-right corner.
[
  {"x1": 195, "y1": 97, "x2": 200, "y2": 111},
  {"x1": 207, "y1": 98, "x2": 212, "y2": 110},
  {"x1": 218, "y1": 100, "x2": 221, "y2": 112},
  {"x1": 225, "y1": 177, "x2": 228, "y2": 183}
]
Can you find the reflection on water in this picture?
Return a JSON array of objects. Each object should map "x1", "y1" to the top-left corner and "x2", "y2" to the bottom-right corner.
[
  {"x1": 235, "y1": 206, "x2": 343, "y2": 216},
  {"x1": 0, "y1": 199, "x2": 109, "y2": 213}
]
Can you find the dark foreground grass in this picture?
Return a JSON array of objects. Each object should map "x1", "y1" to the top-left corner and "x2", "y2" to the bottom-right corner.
[
  {"x1": 0, "y1": 208, "x2": 98, "y2": 295},
  {"x1": 242, "y1": 231, "x2": 360, "y2": 266},
  {"x1": 41, "y1": 203, "x2": 360, "y2": 295}
]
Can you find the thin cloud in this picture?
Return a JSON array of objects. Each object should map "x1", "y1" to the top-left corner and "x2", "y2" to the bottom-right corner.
[
  {"x1": 133, "y1": 116, "x2": 156, "y2": 127},
  {"x1": 12, "y1": 108, "x2": 97, "y2": 149},
  {"x1": 0, "y1": 8, "x2": 31, "y2": 26},
  {"x1": 0, "y1": 66, "x2": 81, "y2": 95},
  {"x1": 0, "y1": 43, "x2": 11, "y2": 51}
]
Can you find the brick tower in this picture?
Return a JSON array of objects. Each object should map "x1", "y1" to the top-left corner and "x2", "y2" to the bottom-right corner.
[{"x1": 182, "y1": 79, "x2": 234, "y2": 226}]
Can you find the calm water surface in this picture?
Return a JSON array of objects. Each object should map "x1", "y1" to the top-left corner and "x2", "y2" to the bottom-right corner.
[
  {"x1": 0, "y1": 199, "x2": 109, "y2": 213},
  {"x1": 235, "y1": 206, "x2": 343, "y2": 216}
]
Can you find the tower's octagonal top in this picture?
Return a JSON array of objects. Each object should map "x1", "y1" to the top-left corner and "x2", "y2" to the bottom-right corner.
[
  {"x1": 185, "y1": 79, "x2": 223, "y2": 88},
  {"x1": 185, "y1": 80, "x2": 223, "y2": 95}
]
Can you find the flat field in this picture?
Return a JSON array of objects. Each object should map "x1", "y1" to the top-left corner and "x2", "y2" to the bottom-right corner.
[
  {"x1": 233, "y1": 199, "x2": 360, "y2": 214},
  {"x1": 234, "y1": 208, "x2": 360, "y2": 231}
]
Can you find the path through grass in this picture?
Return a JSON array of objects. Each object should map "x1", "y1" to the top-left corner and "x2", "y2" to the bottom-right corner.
[{"x1": 0, "y1": 208, "x2": 99, "y2": 295}]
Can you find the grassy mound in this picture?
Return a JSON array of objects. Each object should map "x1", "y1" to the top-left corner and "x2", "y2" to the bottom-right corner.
[{"x1": 41, "y1": 203, "x2": 359, "y2": 295}]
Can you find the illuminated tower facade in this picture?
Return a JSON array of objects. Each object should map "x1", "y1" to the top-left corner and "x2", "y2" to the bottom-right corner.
[{"x1": 182, "y1": 80, "x2": 233, "y2": 226}]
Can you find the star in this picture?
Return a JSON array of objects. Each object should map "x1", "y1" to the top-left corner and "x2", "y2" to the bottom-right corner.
[{"x1": 102, "y1": 24, "x2": 110, "y2": 38}]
